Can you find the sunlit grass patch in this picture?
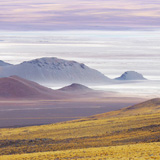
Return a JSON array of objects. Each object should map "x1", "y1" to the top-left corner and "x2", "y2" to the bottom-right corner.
[{"x1": 1, "y1": 142, "x2": 160, "y2": 160}]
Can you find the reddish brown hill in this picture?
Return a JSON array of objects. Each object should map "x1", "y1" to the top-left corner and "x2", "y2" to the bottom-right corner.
[{"x1": 0, "y1": 76, "x2": 65, "y2": 99}]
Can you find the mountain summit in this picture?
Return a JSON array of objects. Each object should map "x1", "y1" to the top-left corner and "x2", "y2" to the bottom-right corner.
[
  {"x1": 0, "y1": 57, "x2": 111, "y2": 85},
  {"x1": 0, "y1": 60, "x2": 12, "y2": 66},
  {"x1": 115, "y1": 71, "x2": 146, "y2": 80}
]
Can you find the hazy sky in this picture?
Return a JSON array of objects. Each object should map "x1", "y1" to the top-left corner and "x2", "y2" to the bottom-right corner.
[{"x1": 0, "y1": 0, "x2": 160, "y2": 30}]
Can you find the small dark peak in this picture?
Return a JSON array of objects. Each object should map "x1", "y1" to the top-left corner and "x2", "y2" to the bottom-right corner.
[
  {"x1": 80, "y1": 63, "x2": 86, "y2": 69},
  {"x1": 59, "y1": 83, "x2": 92, "y2": 92}
]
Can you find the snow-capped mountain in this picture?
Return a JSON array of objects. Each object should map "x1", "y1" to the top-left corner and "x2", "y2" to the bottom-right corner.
[
  {"x1": 0, "y1": 60, "x2": 12, "y2": 66},
  {"x1": 0, "y1": 57, "x2": 111, "y2": 85},
  {"x1": 115, "y1": 71, "x2": 147, "y2": 80}
]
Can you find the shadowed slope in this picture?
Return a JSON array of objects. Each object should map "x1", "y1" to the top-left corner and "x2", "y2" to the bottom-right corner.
[{"x1": 0, "y1": 60, "x2": 12, "y2": 67}]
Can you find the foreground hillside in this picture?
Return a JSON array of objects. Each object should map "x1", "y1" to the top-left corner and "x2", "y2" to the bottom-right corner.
[
  {"x1": 0, "y1": 98, "x2": 160, "y2": 159},
  {"x1": 1, "y1": 142, "x2": 160, "y2": 160},
  {"x1": 90, "y1": 98, "x2": 160, "y2": 118}
]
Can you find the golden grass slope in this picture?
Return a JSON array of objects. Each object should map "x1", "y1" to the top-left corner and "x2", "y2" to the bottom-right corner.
[
  {"x1": 1, "y1": 142, "x2": 160, "y2": 160},
  {"x1": 0, "y1": 98, "x2": 160, "y2": 156},
  {"x1": 90, "y1": 98, "x2": 160, "y2": 119}
]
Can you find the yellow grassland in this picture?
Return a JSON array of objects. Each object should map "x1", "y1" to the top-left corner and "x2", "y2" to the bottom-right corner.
[
  {"x1": 0, "y1": 98, "x2": 160, "y2": 158},
  {"x1": 1, "y1": 142, "x2": 160, "y2": 160},
  {"x1": 0, "y1": 113, "x2": 160, "y2": 155}
]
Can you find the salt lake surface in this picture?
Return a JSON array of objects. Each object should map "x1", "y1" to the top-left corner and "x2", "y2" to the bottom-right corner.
[{"x1": 0, "y1": 30, "x2": 160, "y2": 98}]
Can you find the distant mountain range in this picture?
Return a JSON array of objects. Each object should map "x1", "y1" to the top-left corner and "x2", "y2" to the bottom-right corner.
[
  {"x1": 0, "y1": 58, "x2": 147, "y2": 86},
  {"x1": 0, "y1": 57, "x2": 111, "y2": 85},
  {"x1": 115, "y1": 71, "x2": 146, "y2": 81}
]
